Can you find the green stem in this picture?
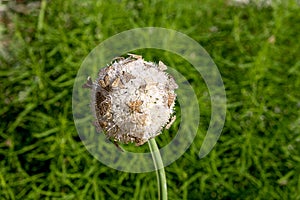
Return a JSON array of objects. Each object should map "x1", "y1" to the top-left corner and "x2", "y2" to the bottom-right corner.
[{"x1": 148, "y1": 138, "x2": 167, "y2": 200}]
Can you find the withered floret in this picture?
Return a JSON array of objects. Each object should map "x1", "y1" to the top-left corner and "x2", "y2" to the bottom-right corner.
[{"x1": 84, "y1": 54, "x2": 178, "y2": 146}]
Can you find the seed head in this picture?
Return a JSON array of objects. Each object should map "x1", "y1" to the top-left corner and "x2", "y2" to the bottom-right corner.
[{"x1": 84, "y1": 54, "x2": 178, "y2": 146}]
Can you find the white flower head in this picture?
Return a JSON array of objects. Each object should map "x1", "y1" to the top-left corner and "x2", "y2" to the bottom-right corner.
[{"x1": 84, "y1": 54, "x2": 178, "y2": 146}]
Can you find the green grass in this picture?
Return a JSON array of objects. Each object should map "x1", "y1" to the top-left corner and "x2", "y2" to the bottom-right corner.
[{"x1": 1, "y1": 0, "x2": 300, "y2": 199}]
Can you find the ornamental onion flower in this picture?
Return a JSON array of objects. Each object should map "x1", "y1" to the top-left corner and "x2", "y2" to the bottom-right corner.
[{"x1": 83, "y1": 54, "x2": 178, "y2": 146}]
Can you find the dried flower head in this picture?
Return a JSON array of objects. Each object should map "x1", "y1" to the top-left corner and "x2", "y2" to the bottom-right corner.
[{"x1": 83, "y1": 54, "x2": 178, "y2": 146}]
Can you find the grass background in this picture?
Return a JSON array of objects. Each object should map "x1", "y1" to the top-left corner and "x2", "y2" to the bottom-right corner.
[{"x1": 1, "y1": 0, "x2": 300, "y2": 199}]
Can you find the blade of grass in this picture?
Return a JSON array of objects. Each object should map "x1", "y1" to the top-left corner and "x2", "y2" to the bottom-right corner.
[{"x1": 37, "y1": 0, "x2": 47, "y2": 32}]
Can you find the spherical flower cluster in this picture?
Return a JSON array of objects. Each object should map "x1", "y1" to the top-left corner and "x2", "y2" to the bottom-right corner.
[{"x1": 84, "y1": 54, "x2": 178, "y2": 146}]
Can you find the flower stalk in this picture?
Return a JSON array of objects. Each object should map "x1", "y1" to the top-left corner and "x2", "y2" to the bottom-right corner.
[{"x1": 148, "y1": 138, "x2": 167, "y2": 200}]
